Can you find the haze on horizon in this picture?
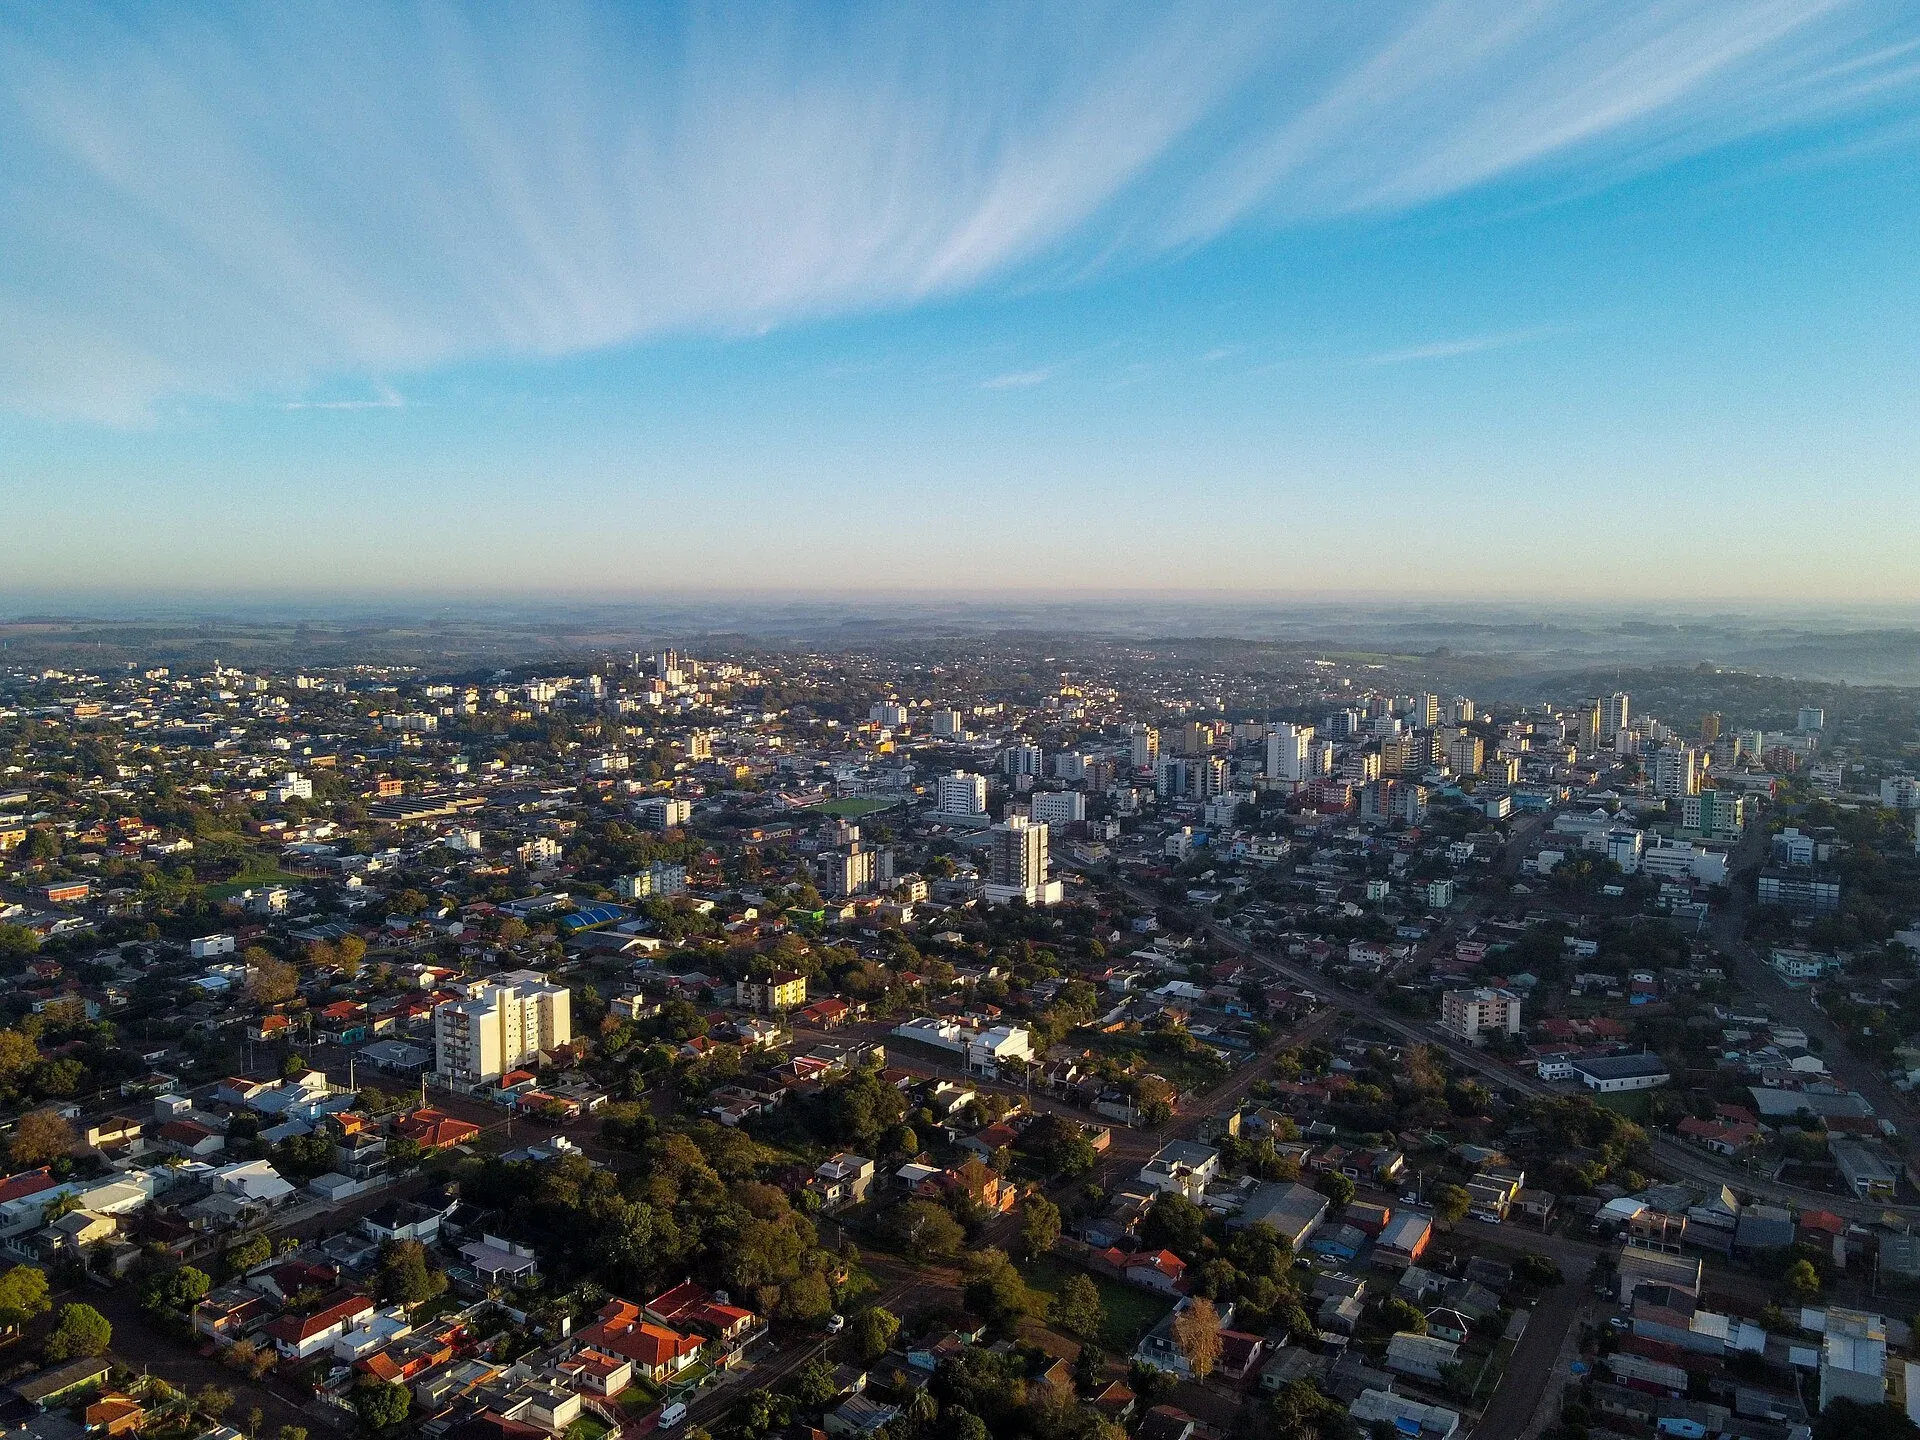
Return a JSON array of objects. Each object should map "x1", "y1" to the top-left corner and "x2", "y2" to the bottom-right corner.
[{"x1": 4, "y1": 2, "x2": 1920, "y2": 599}]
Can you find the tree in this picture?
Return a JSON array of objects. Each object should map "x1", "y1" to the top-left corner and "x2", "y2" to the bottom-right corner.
[
  {"x1": 1785, "y1": 1259, "x2": 1823, "y2": 1300},
  {"x1": 885, "y1": 1200, "x2": 965, "y2": 1261},
  {"x1": 1051, "y1": 1272, "x2": 1106, "y2": 1342},
  {"x1": 963, "y1": 1249, "x2": 1042, "y2": 1326},
  {"x1": 1514, "y1": 1254, "x2": 1563, "y2": 1290},
  {"x1": 1430, "y1": 1183, "x2": 1472, "y2": 1227},
  {"x1": 848, "y1": 1306, "x2": 900, "y2": 1362},
  {"x1": 1141, "y1": 1194, "x2": 1206, "y2": 1256},
  {"x1": 378, "y1": 1240, "x2": 447, "y2": 1307},
  {"x1": 1019, "y1": 1113, "x2": 1097, "y2": 1178},
  {"x1": 194, "y1": 1386, "x2": 235, "y2": 1421},
  {"x1": 1170, "y1": 1297, "x2": 1222, "y2": 1379},
  {"x1": 225, "y1": 1234, "x2": 274, "y2": 1277},
  {"x1": 1316, "y1": 1171, "x2": 1356, "y2": 1209},
  {"x1": 353, "y1": 1380, "x2": 410, "y2": 1432},
  {"x1": 0, "y1": 1029, "x2": 41, "y2": 1085},
  {"x1": 43, "y1": 1302, "x2": 111, "y2": 1360},
  {"x1": 791, "y1": 1358, "x2": 839, "y2": 1409},
  {"x1": 336, "y1": 934, "x2": 367, "y2": 975},
  {"x1": 245, "y1": 954, "x2": 299, "y2": 1006},
  {"x1": 142, "y1": 1265, "x2": 211, "y2": 1315},
  {"x1": 10, "y1": 1109, "x2": 76, "y2": 1168},
  {"x1": 1811, "y1": 1398, "x2": 1920, "y2": 1440},
  {"x1": 0, "y1": 1264, "x2": 51, "y2": 1330},
  {"x1": 1380, "y1": 1298, "x2": 1427, "y2": 1335},
  {"x1": 1020, "y1": 1195, "x2": 1062, "y2": 1260},
  {"x1": 279, "y1": 1426, "x2": 309, "y2": 1440}
]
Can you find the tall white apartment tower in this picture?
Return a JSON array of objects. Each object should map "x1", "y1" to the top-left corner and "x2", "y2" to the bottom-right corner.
[
  {"x1": 1601, "y1": 692, "x2": 1631, "y2": 742},
  {"x1": 1651, "y1": 746, "x2": 1701, "y2": 800},
  {"x1": 1265, "y1": 723, "x2": 1312, "y2": 782},
  {"x1": 1129, "y1": 725, "x2": 1159, "y2": 772}
]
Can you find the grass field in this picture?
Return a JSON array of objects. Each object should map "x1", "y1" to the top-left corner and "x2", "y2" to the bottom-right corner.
[
  {"x1": 1025, "y1": 1256, "x2": 1172, "y2": 1353},
  {"x1": 810, "y1": 796, "x2": 898, "y2": 817},
  {"x1": 206, "y1": 868, "x2": 308, "y2": 900}
]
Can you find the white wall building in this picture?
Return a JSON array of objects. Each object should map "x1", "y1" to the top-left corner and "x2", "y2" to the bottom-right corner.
[
  {"x1": 435, "y1": 970, "x2": 573, "y2": 1087},
  {"x1": 1440, "y1": 988, "x2": 1521, "y2": 1043}
]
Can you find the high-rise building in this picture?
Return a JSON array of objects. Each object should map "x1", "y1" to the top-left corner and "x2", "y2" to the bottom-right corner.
[
  {"x1": 1446, "y1": 731, "x2": 1484, "y2": 777},
  {"x1": 634, "y1": 797, "x2": 693, "y2": 830},
  {"x1": 936, "y1": 771, "x2": 988, "y2": 816},
  {"x1": 1002, "y1": 744, "x2": 1044, "y2": 778},
  {"x1": 1198, "y1": 756, "x2": 1231, "y2": 800},
  {"x1": 1414, "y1": 694, "x2": 1441, "y2": 729},
  {"x1": 1651, "y1": 746, "x2": 1701, "y2": 800},
  {"x1": 1681, "y1": 789, "x2": 1746, "y2": 841},
  {"x1": 1030, "y1": 790, "x2": 1086, "y2": 829},
  {"x1": 1700, "y1": 712, "x2": 1722, "y2": 745},
  {"x1": 1580, "y1": 703, "x2": 1601, "y2": 750},
  {"x1": 869, "y1": 702, "x2": 908, "y2": 728},
  {"x1": 1601, "y1": 693, "x2": 1631, "y2": 742},
  {"x1": 930, "y1": 708, "x2": 963, "y2": 738},
  {"x1": 686, "y1": 730, "x2": 712, "y2": 761},
  {"x1": 1129, "y1": 725, "x2": 1159, "y2": 772},
  {"x1": 1448, "y1": 696, "x2": 1476, "y2": 725},
  {"x1": 820, "y1": 843, "x2": 878, "y2": 898},
  {"x1": 984, "y1": 817, "x2": 1061, "y2": 905},
  {"x1": 1265, "y1": 723, "x2": 1312, "y2": 782},
  {"x1": 435, "y1": 970, "x2": 572, "y2": 1086},
  {"x1": 1799, "y1": 706, "x2": 1826, "y2": 733}
]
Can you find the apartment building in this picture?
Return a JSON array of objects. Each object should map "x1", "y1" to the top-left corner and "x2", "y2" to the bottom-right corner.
[
  {"x1": 1439, "y1": 988, "x2": 1522, "y2": 1044},
  {"x1": 434, "y1": 970, "x2": 573, "y2": 1086}
]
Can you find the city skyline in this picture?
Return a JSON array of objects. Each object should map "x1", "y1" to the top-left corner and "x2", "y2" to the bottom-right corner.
[{"x1": 5, "y1": 3, "x2": 1920, "y2": 597}]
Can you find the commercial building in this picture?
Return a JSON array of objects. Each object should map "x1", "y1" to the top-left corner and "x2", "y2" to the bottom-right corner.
[
  {"x1": 890, "y1": 1016, "x2": 1033, "y2": 1073},
  {"x1": 1817, "y1": 1309, "x2": 1886, "y2": 1410},
  {"x1": 1680, "y1": 789, "x2": 1746, "y2": 842},
  {"x1": 434, "y1": 970, "x2": 573, "y2": 1087},
  {"x1": 1757, "y1": 869, "x2": 1842, "y2": 914},
  {"x1": 1830, "y1": 1141, "x2": 1900, "y2": 1202},
  {"x1": 1029, "y1": 790, "x2": 1086, "y2": 829},
  {"x1": 935, "y1": 771, "x2": 988, "y2": 818},
  {"x1": 1439, "y1": 988, "x2": 1522, "y2": 1044},
  {"x1": 1571, "y1": 1053, "x2": 1671, "y2": 1093}
]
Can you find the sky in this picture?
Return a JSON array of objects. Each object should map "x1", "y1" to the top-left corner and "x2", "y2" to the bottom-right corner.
[{"x1": 4, "y1": 1, "x2": 1920, "y2": 601}]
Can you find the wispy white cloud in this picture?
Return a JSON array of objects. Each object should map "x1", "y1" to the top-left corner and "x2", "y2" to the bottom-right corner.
[
  {"x1": 980, "y1": 367, "x2": 1054, "y2": 390},
  {"x1": 0, "y1": 1, "x2": 1914, "y2": 421},
  {"x1": 281, "y1": 383, "x2": 406, "y2": 411},
  {"x1": 1355, "y1": 330, "x2": 1549, "y2": 366}
]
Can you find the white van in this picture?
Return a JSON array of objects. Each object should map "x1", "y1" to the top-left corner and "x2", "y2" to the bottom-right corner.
[{"x1": 658, "y1": 1403, "x2": 688, "y2": 1431}]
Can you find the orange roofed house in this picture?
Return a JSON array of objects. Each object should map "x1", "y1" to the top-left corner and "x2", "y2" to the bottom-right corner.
[
  {"x1": 644, "y1": 1281, "x2": 757, "y2": 1349},
  {"x1": 575, "y1": 1299, "x2": 704, "y2": 1383},
  {"x1": 394, "y1": 1107, "x2": 482, "y2": 1151}
]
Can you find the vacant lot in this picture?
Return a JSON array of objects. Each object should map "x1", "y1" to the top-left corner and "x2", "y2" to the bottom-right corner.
[{"x1": 1025, "y1": 1256, "x2": 1172, "y2": 1353}]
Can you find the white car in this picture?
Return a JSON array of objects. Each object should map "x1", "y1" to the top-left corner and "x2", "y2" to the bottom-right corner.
[{"x1": 827, "y1": 1314, "x2": 846, "y2": 1333}]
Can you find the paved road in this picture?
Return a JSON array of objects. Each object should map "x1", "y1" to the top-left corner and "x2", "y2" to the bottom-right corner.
[
  {"x1": 1707, "y1": 818, "x2": 1914, "y2": 1129},
  {"x1": 1067, "y1": 858, "x2": 1920, "y2": 1225},
  {"x1": 60, "y1": 1280, "x2": 348, "y2": 1435},
  {"x1": 1473, "y1": 1254, "x2": 1594, "y2": 1440}
]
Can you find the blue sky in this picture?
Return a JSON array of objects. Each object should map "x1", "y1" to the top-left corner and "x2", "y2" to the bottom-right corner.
[{"x1": 4, "y1": 2, "x2": 1920, "y2": 599}]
